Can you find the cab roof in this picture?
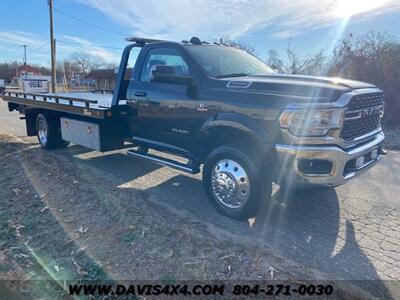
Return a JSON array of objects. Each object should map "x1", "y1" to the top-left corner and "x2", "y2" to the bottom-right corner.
[{"x1": 126, "y1": 36, "x2": 230, "y2": 47}]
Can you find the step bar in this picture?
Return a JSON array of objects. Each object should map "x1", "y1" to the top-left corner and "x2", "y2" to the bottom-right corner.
[{"x1": 127, "y1": 149, "x2": 200, "y2": 174}]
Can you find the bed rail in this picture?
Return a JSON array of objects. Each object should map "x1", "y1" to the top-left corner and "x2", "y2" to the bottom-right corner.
[{"x1": 3, "y1": 91, "x2": 98, "y2": 108}]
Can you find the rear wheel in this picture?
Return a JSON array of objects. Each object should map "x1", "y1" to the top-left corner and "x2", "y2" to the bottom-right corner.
[
  {"x1": 36, "y1": 114, "x2": 69, "y2": 149},
  {"x1": 203, "y1": 144, "x2": 272, "y2": 220}
]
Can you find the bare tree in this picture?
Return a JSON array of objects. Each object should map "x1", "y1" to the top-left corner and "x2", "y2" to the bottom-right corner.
[
  {"x1": 285, "y1": 38, "x2": 327, "y2": 75},
  {"x1": 57, "y1": 59, "x2": 81, "y2": 88},
  {"x1": 267, "y1": 49, "x2": 284, "y2": 72},
  {"x1": 329, "y1": 31, "x2": 400, "y2": 127},
  {"x1": 69, "y1": 52, "x2": 105, "y2": 79},
  {"x1": 0, "y1": 62, "x2": 19, "y2": 83}
]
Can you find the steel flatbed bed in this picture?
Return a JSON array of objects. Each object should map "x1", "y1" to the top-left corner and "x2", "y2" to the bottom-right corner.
[
  {"x1": 1, "y1": 90, "x2": 132, "y2": 152},
  {"x1": 2, "y1": 91, "x2": 125, "y2": 119}
]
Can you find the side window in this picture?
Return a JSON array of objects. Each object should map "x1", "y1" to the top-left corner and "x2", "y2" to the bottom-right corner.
[
  {"x1": 125, "y1": 47, "x2": 141, "y2": 80},
  {"x1": 140, "y1": 47, "x2": 189, "y2": 82}
]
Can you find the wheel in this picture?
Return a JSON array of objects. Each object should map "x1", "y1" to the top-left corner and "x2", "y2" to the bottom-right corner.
[
  {"x1": 36, "y1": 113, "x2": 69, "y2": 149},
  {"x1": 203, "y1": 144, "x2": 272, "y2": 220}
]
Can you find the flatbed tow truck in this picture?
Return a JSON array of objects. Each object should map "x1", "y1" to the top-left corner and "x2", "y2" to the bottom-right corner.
[{"x1": 1, "y1": 37, "x2": 385, "y2": 220}]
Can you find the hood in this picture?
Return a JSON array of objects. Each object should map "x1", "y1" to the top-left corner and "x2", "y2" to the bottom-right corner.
[
  {"x1": 218, "y1": 74, "x2": 376, "y2": 103},
  {"x1": 253, "y1": 74, "x2": 375, "y2": 90}
]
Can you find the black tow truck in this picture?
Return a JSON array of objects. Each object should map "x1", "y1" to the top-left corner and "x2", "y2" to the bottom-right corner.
[{"x1": 1, "y1": 37, "x2": 385, "y2": 220}]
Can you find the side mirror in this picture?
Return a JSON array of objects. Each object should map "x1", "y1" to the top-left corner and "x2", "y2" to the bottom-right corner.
[{"x1": 151, "y1": 65, "x2": 194, "y2": 85}]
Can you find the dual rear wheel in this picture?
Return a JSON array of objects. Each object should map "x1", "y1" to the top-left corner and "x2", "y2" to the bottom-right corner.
[{"x1": 36, "y1": 114, "x2": 69, "y2": 149}]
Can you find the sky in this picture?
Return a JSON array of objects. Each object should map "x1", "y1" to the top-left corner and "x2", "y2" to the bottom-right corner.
[{"x1": 0, "y1": 0, "x2": 399, "y2": 67}]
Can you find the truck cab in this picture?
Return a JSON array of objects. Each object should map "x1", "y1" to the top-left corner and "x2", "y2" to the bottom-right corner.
[{"x1": 115, "y1": 37, "x2": 385, "y2": 218}]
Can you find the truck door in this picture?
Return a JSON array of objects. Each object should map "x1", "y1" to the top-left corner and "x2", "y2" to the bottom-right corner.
[{"x1": 127, "y1": 47, "x2": 195, "y2": 151}]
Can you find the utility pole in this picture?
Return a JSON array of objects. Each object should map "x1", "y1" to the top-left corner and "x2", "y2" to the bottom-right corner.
[
  {"x1": 21, "y1": 45, "x2": 28, "y2": 66},
  {"x1": 48, "y1": 0, "x2": 56, "y2": 92}
]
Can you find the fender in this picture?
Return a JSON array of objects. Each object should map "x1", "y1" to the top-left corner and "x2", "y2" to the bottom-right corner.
[{"x1": 196, "y1": 112, "x2": 271, "y2": 159}]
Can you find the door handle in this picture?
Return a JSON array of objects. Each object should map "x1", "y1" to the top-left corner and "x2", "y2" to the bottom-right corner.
[{"x1": 134, "y1": 91, "x2": 147, "y2": 97}]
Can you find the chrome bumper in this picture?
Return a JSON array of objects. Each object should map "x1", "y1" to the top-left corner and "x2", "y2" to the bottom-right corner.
[{"x1": 275, "y1": 132, "x2": 384, "y2": 187}]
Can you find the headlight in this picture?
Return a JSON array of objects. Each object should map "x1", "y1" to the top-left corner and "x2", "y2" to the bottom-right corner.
[{"x1": 279, "y1": 109, "x2": 344, "y2": 137}]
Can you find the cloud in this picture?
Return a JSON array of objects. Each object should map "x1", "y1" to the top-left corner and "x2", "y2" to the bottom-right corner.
[
  {"x1": 59, "y1": 35, "x2": 120, "y2": 62},
  {"x1": 78, "y1": 0, "x2": 399, "y2": 41},
  {"x1": 0, "y1": 30, "x2": 120, "y2": 65},
  {"x1": 0, "y1": 30, "x2": 46, "y2": 48},
  {"x1": 1, "y1": 0, "x2": 397, "y2": 64},
  {"x1": 0, "y1": 30, "x2": 49, "y2": 63}
]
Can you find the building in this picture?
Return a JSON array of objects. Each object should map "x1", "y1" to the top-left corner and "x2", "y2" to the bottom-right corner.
[
  {"x1": 17, "y1": 64, "x2": 38, "y2": 75},
  {"x1": 87, "y1": 68, "x2": 132, "y2": 91},
  {"x1": 11, "y1": 65, "x2": 51, "y2": 92},
  {"x1": 15, "y1": 65, "x2": 39, "y2": 86},
  {"x1": 87, "y1": 69, "x2": 116, "y2": 91}
]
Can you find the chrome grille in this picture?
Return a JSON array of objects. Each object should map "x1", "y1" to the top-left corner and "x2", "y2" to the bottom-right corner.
[{"x1": 341, "y1": 92, "x2": 384, "y2": 141}]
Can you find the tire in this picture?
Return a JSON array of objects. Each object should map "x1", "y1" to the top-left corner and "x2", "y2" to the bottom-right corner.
[
  {"x1": 36, "y1": 113, "x2": 69, "y2": 149},
  {"x1": 202, "y1": 144, "x2": 272, "y2": 220}
]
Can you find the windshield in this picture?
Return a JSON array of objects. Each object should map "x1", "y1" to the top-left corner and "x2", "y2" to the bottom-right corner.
[{"x1": 185, "y1": 45, "x2": 274, "y2": 78}]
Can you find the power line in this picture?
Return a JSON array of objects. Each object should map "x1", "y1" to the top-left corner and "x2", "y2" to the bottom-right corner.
[
  {"x1": 54, "y1": 8, "x2": 128, "y2": 37},
  {"x1": 57, "y1": 39, "x2": 123, "y2": 50},
  {"x1": 6, "y1": 42, "x2": 50, "y2": 63},
  {"x1": 28, "y1": 42, "x2": 51, "y2": 54}
]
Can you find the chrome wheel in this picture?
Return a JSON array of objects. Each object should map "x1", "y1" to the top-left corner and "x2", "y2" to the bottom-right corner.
[
  {"x1": 37, "y1": 118, "x2": 48, "y2": 145},
  {"x1": 211, "y1": 159, "x2": 250, "y2": 209}
]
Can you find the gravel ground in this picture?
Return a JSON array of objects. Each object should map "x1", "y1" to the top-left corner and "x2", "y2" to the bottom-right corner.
[{"x1": 383, "y1": 128, "x2": 400, "y2": 150}]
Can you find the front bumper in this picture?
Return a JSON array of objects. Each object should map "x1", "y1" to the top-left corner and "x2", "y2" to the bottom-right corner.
[{"x1": 275, "y1": 132, "x2": 384, "y2": 187}]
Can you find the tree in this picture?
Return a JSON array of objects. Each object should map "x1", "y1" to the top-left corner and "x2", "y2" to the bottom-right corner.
[
  {"x1": 0, "y1": 62, "x2": 19, "y2": 83},
  {"x1": 57, "y1": 59, "x2": 80, "y2": 88},
  {"x1": 285, "y1": 37, "x2": 327, "y2": 75},
  {"x1": 267, "y1": 49, "x2": 284, "y2": 72},
  {"x1": 57, "y1": 60, "x2": 79, "y2": 79},
  {"x1": 69, "y1": 52, "x2": 105, "y2": 78},
  {"x1": 329, "y1": 31, "x2": 400, "y2": 127}
]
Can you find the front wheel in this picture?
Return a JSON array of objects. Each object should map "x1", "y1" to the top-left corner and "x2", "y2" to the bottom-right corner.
[{"x1": 203, "y1": 145, "x2": 272, "y2": 220}]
